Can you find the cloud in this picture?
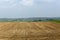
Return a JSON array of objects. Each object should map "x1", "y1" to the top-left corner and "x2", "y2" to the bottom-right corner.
[
  {"x1": 0, "y1": 0, "x2": 34, "y2": 8},
  {"x1": 35, "y1": 0, "x2": 56, "y2": 4},
  {"x1": 0, "y1": 0, "x2": 56, "y2": 8},
  {"x1": 20, "y1": 0, "x2": 34, "y2": 6},
  {"x1": 38, "y1": 0, "x2": 55, "y2": 2},
  {"x1": 0, "y1": 0, "x2": 16, "y2": 8}
]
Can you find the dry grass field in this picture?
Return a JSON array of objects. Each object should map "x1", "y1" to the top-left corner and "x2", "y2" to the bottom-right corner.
[{"x1": 0, "y1": 22, "x2": 60, "y2": 40}]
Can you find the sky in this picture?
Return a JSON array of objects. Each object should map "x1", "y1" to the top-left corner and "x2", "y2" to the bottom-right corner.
[{"x1": 0, "y1": 0, "x2": 59, "y2": 18}]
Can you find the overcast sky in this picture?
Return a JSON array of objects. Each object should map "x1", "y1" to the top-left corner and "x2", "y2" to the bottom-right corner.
[{"x1": 0, "y1": 0, "x2": 59, "y2": 18}]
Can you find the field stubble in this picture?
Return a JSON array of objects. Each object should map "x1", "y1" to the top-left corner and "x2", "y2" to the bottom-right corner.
[{"x1": 0, "y1": 22, "x2": 60, "y2": 40}]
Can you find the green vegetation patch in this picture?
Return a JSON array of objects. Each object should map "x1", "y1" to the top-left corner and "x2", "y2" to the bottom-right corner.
[{"x1": 48, "y1": 19, "x2": 60, "y2": 23}]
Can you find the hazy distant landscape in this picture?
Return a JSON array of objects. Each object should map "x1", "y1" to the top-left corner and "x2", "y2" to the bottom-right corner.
[{"x1": 0, "y1": 17, "x2": 60, "y2": 22}]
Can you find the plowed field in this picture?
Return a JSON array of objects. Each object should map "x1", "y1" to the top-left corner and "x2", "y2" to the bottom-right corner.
[{"x1": 0, "y1": 22, "x2": 60, "y2": 40}]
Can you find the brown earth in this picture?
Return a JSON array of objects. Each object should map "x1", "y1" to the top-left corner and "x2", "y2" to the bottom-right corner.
[{"x1": 0, "y1": 22, "x2": 60, "y2": 40}]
